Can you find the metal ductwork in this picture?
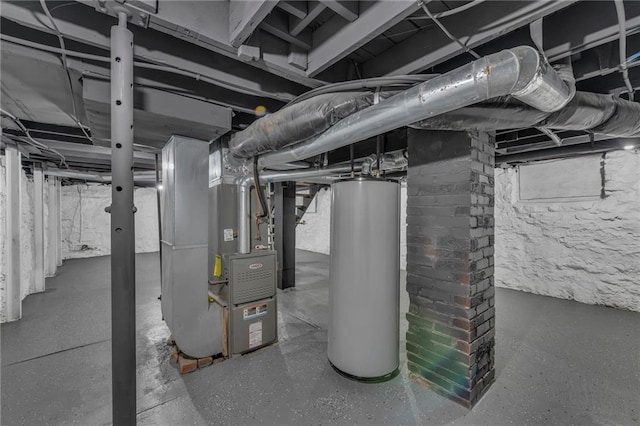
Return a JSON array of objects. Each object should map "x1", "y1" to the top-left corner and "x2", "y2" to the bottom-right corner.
[
  {"x1": 228, "y1": 46, "x2": 572, "y2": 169},
  {"x1": 411, "y1": 91, "x2": 640, "y2": 137}
]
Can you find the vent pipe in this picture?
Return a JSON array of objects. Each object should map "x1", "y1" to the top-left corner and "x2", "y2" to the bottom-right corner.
[{"x1": 236, "y1": 164, "x2": 360, "y2": 254}]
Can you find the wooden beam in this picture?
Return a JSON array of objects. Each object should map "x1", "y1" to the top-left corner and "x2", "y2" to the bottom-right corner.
[
  {"x1": 320, "y1": 0, "x2": 358, "y2": 22},
  {"x1": 260, "y1": 12, "x2": 312, "y2": 50},
  {"x1": 288, "y1": 45, "x2": 308, "y2": 70},
  {"x1": 229, "y1": 0, "x2": 279, "y2": 48},
  {"x1": 363, "y1": 1, "x2": 579, "y2": 77},
  {"x1": 307, "y1": 1, "x2": 420, "y2": 77},
  {"x1": 1, "y1": 1, "x2": 317, "y2": 93},
  {"x1": 290, "y1": 1, "x2": 326, "y2": 37},
  {"x1": 277, "y1": 1, "x2": 307, "y2": 19}
]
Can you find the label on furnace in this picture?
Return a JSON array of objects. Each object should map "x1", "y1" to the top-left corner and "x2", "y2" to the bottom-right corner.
[
  {"x1": 249, "y1": 321, "x2": 263, "y2": 348},
  {"x1": 243, "y1": 303, "x2": 268, "y2": 320},
  {"x1": 223, "y1": 228, "x2": 234, "y2": 242}
]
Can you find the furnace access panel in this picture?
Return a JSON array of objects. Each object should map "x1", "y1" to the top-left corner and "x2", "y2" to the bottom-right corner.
[{"x1": 225, "y1": 252, "x2": 278, "y2": 355}]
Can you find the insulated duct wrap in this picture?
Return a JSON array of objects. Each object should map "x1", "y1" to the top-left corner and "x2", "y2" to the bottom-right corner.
[
  {"x1": 229, "y1": 92, "x2": 390, "y2": 158},
  {"x1": 589, "y1": 96, "x2": 640, "y2": 137},
  {"x1": 410, "y1": 96, "x2": 550, "y2": 131},
  {"x1": 410, "y1": 91, "x2": 640, "y2": 137}
]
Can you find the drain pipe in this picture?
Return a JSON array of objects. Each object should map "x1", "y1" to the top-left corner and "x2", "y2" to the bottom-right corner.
[
  {"x1": 256, "y1": 46, "x2": 571, "y2": 169},
  {"x1": 236, "y1": 164, "x2": 360, "y2": 254}
]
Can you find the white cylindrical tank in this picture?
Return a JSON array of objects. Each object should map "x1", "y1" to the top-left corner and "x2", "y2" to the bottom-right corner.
[{"x1": 328, "y1": 178, "x2": 400, "y2": 380}]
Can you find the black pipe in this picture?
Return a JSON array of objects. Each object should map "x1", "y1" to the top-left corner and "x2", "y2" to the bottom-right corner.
[{"x1": 497, "y1": 139, "x2": 635, "y2": 163}]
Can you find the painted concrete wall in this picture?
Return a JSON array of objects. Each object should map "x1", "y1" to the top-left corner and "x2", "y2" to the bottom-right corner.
[
  {"x1": 20, "y1": 170, "x2": 35, "y2": 299},
  {"x1": 495, "y1": 151, "x2": 640, "y2": 312},
  {"x1": 60, "y1": 183, "x2": 159, "y2": 259},
  {"x1": 296, "y1": 187, "x2": 331, "y2": 255},
  {"x1": 295, "y1": 184, "x2": 409, "y2": 270},
  {"x1": 0, "y1": 159, "x2": 6, "y2": 322},
  {"x1": 0, "y1": 161, "x2": 48, "y2": 322}
]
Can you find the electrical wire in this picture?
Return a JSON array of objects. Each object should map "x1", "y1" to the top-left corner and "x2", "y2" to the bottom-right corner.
[
  {"x1": 39, "y1": 0, "x2": 95, "y2": 143},
  {"x1": 0, "y1": 34, "x2": 293, "y2": 102},
  {"x1": 1, "y1": 108, "x2": 68, "y2": 167},
  {"x1": 614, "y1": 0, "x2": 635, "y2": 101},
  {"x1": 417, "y1": 0, "x2": 481, "y2": 60}
]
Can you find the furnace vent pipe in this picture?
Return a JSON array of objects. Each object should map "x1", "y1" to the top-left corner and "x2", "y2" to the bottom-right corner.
[
  {"x1": 254, "y1": 46, "x2": 571, "y2": 169},
  {"x1": 236, "y1": 164, "x2": 360, "y2": 254}
]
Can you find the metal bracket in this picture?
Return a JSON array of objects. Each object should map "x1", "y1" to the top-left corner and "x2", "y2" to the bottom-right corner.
[{"x1": 93, "y1": 0, "x2": 154, "y2": 28}]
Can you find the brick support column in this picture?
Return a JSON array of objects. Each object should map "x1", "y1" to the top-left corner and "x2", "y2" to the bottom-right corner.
[{"x1": 405, "y1": 129, "x2": 495, "y2": 408}]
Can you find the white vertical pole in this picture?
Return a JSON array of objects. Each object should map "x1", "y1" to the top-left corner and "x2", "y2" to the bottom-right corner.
[
  {"x1": 6, "y1": 147, "x2": 22, "y2": 321},
  {"x1": 46, "y1": 177, "x2": 57, "y2": 277},
  {"x1": 56, "y1": 178, "x2": 62, "y2": 267},
  {"x1": 33, "y1": 167, "x2": 45, "y2": 293}
]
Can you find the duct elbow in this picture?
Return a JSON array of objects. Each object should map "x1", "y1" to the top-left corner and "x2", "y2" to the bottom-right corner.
[{"x1": 510, "y1": 46, "x2": 573, "y2": 112}]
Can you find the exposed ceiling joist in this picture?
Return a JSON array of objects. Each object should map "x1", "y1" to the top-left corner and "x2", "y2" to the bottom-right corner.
[
  {"x1": 1, "y1": 1, "x2": 309, "y2": 101},
  {"x1": 319, "y1": 0, "x2": 359, "y2": 22},
  {"x1": 307, "y1": 0, "x2": 421, "y2": 77},
  {"x1": 26, "y1": 139, "x2": 156, "y2": 167},
  {"x1": 363, "y1": 0, "x2": 578, "y2": 77},
  {"x1": 229, "y1": 0, "x2": 278, "y2": 47},
  {"x1": 144, "y1": 0, "x2": 320, "y2": 87},
  {"x1": 261, "y1": 12, "x2": 312, "y2": 50},
  {"x1": 82, "y1": 77, "x2": 232, "y2": 148},
  {"x1": 277, "y1": 1, "x2": 307, "y2": 20},
  {"x1": 290, "y1": 1, "x2": 327, "y2": 37}
]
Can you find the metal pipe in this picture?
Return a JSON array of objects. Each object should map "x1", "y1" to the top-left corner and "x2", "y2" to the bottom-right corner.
[
  {"x1": 110, "y1": 12, "x2": 136, "y2": 425},
  {"x1": 614, "y1": 0, "x2": 635, "y2": 100},
  {"x1": 498, "y1": 138, "x2": 639, "y2": 164},
  {"x1": 236, "y1": 164, "x2": 359, "y2": 254},
  {"x1": 257, "y1": 46, "x2": 571, "y2": 168}
]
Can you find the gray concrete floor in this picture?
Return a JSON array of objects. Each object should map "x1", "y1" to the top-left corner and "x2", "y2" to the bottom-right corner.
[{"x1": 2, "y1": 250, "x2": 639, "y2": 425}]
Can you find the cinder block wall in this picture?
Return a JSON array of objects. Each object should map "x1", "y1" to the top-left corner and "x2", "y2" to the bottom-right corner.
[{"x1": 405, "y1": 129, "x2": 495, "y2": 408}]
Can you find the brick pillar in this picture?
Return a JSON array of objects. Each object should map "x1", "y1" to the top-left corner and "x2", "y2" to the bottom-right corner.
[{"x1": 405, "y1": 129, "x2": 495, "y2": 408}]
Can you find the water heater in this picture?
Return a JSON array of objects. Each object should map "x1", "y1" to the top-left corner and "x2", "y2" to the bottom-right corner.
[{"x1": 328, "y1": 178, "x2": 400, "y2": 381}]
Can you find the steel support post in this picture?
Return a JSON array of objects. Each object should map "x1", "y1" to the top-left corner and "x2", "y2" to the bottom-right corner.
[
  {"x1": 5, "y1": 147, "x2": 22, "y2": 321},
  {"x1": 110, "y1": 12, "x2": 136, "y2": 425},
  {"x1": 33, "y1": 166, "x2": 45, "y2": 293},
  {"x1": 274, "y1": 181, "x2": 296, "y2": 290}
]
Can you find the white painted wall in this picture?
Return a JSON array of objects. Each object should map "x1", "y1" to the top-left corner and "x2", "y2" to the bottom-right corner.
[
  {"x1": 296, "y1": 187, "x2": 331, "y2": 255},
  {"x1": 295, "y1": 184, "x2": 409, "y2": 270},
  {"x1": 495, "y1": 151, "x2": 640, "y2": 312},
  {"x1": 0, "y1": 160, "x2": 48, "y2": 322},
  {"x1": 20, "y1": 169, "x2": 35, "y2": 299},
  {"x1": 60, "y1": 183, "x2": 159, "y2": 259},
  {"x1": 0, "y1": 159, "x2": 6, "y2": 322},
  {"x1": 1, "y1": 168, "x2": 158, "y2": 322}
]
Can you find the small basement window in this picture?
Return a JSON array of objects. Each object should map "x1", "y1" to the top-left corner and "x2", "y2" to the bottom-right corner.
[{"x1": 518, "y1": 155, "x2": 603, "y2": 202}]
